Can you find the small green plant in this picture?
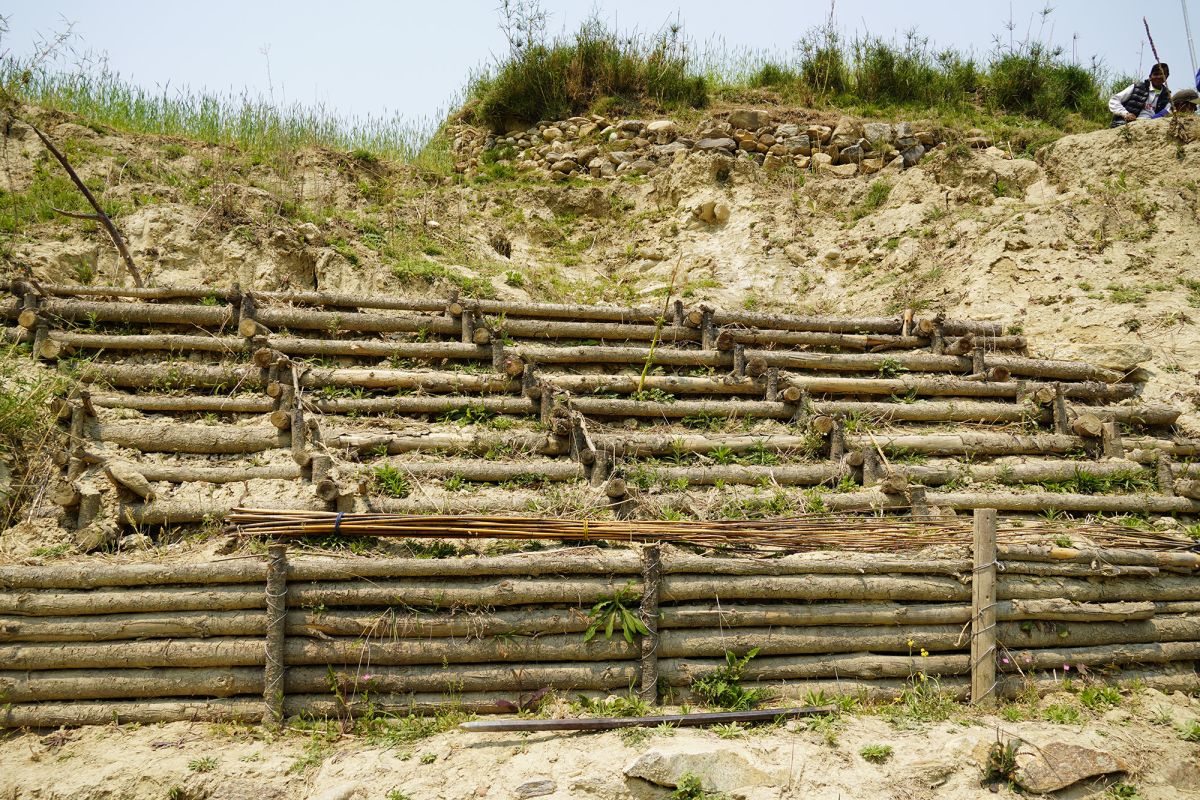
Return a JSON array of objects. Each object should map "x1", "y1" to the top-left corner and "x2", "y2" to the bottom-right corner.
[
  {"x1": 187, "y1": 756, "x2": 217, "y2": 773},
  {"x1": 372, "y1": 465, "x2": 412, "y2": 498},
  {"x1": 689, "y1": 649, "x2": 769, "y2": 711},
  {"x1": 982, "y1": 738, "x2": 1019, "y2": 785},
  {"x1": 1079, "y1": 686, "x2": 1121, "y2": 710},
  {"x1": 1178, "y1": 720, "x2": 1200, "y2": 741},
  {"x1": 673, "y1": 772, "x2": 723, "y2": 800},
  {"x1": 387, "y1": 791, "x2": 413, "y2": 800},
  {"x1": 574, "y1": 693, "x2": 651, "y2": 717},
  {"x1": 584, "y1": 582, "x2": 649, "y2": 644},
  {"x1": 860, "y1": 743, "x2": 894, "y2": 764},
  {"x1": 877, "y1": 357, "x2": 907, "y2": 379},
  {"x1": 419, "y1": 752, "x2": 436, "y2": 764},
  {"x1": 1042, "y1": 703, "x2": 1081, "y2": 724},
  {"x1": 1107, "y1": 783, "x2": 1143, "y2": 800}
]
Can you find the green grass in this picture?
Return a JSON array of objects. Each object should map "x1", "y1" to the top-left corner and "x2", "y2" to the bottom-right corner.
[
  {"x1": 859, "y1": 743, "x2": 893, "y2": 764},
  {"x1": 372, "y1": 465, "x2": 412, "y2": 498},
  {"x1": 1040, "y1": 468, "x2": 1156, "y2": 495}
]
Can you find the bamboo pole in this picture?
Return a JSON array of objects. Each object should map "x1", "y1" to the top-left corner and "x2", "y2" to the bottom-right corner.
[{"x1": 971, "y1": 508, "x2": 998, "y2": 706}]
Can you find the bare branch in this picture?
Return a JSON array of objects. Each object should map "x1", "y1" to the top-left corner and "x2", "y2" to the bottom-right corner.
[
  {"x1": 51, "y1": 207, "x2": 103, "y2": 222},
  {"x1": 25, "y1": 119, "x2": 145, "y2": 287}
]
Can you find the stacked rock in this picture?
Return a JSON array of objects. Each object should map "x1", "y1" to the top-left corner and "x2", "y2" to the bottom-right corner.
[{"x1": 451, "y1": 109, "x2": 982, "y2": 182}]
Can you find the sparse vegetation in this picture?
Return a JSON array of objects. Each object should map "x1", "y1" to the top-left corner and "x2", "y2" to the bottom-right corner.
[
  {"x1": 689, "y1": 649, "x2": 769, "y2": 711},
  {"x1": 859, "y1": 743, "x2": 893, "y2": 764}
]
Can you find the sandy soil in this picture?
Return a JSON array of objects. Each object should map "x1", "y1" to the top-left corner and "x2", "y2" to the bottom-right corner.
[{"x1": 2, "y1": 688, "x2": 1198, "y2": 800}]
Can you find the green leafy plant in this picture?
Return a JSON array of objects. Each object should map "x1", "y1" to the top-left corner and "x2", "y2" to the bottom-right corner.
[
  {"x1": 1178, "y1": 720, "x2": 1200, "y2": 742},
  {"x1": 689, "y1": 649, "x2": 769, "y2": 711},
  {"x1": 860, "y1": 744, "x2": 893, "y2": 764},
  {"x1": 982, "y1": 738, "x2": 1019, "y2": 785},
  {"x1": 372, "y1": 465, "x2": 412, "y2": 498},
  {"x1": 1042, "y1": 703, "x2": 1081, "y2": 724},
  {"x1": 584, "y1": 582, "x2": 648, "y2": 644},
  {"x1": 1079, "y1": 685, "x2": 1121, "y2": 710},
  {"x1": 187, "y1": 756, "x2": 217, "y2": 773}
]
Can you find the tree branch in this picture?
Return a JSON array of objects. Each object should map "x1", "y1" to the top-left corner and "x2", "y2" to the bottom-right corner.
[
  {"x1": 51, "y1": 207, "x2": 104, "y2": 222},
  {"x1": 25, "y1": 119, "x2": 145, "y2": 287}
]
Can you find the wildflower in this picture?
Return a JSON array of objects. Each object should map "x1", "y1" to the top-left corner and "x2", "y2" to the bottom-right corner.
[
  {"x1": 906, "y1": 638, "x2": 915, "y2": 648},
  {"x1": 920, "y1": 648, "x2": 929, "y2": 658},
  {"x1": 1001, "y1": 657, "x2": 1010, "y2": 665},
  {"x1": 1063, "y1": 664, "x2": 1070, "y2": 672}
]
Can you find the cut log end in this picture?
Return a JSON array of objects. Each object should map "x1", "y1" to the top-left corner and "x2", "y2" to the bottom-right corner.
[{"x1": 269, "y1": 410, "x2": 293, "y2": 430}]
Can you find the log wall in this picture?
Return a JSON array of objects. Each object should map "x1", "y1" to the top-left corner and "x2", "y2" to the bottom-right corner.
[{"x1": 2, "y1": 518, "x2": 1198, "y2": 727}]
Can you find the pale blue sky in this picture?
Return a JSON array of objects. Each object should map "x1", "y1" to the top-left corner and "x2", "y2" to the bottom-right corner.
[{"x1": 5, "y1": 1, "x2": 1200, "y2": 126}]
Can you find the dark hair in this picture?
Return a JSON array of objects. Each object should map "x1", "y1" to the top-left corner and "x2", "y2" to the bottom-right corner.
[{"x1": 1150, "y1": 62, "x2": 1170, "y2": 78}]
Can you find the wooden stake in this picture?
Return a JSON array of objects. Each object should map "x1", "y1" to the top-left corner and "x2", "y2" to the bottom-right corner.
[
  {"x1": 263, "y1": 543, "x2": 287, "y2": 730},
  {"x1": 1053, "y1": 383, "x2": 1069, "y2": 435},
  {"x1": 971, "y1": 508, "x2": 998, "y2": 706},
  {"x1": 1101, "y1": 421, "x2": 1125, "y2": 459},
  {"x1": 639, "y1": 544, "x2": 662, "y2": 703}
]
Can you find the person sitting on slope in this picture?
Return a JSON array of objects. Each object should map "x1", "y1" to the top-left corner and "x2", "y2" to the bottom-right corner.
[{"x1": 1109, "y1": 63, "x2": 1171, "y2": 126}]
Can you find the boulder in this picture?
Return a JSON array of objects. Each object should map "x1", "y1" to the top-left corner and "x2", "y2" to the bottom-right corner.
[
  {"x1": 646, "y1": 120, "x2": 677, "y2": 142},
  {"x1": 618, "y1": 119, "x2": 645, "y2": 132},
  {"x1": 811, "y1": 152, "x2": 833, "y2": 167},
  {"x1": 625, "y1": 159, "x2": 656, "y2": 175},
  {"x1": 624, "y1": 744, "x2": 785, "y2": 792},
  {"x1": 1014, "y1": 742, "x2": 1127, "y2": 794},
  {"x1": 900, "y1": 144, "x2": 926, "y2": 168},
  {"x1": 514, "y1": 779, "x2": 556, "y2": 799},
  {"x1": 541, "y1": 127, "x2": 563, "y2": 142},
  {"x1": 862, "y1": 122, "x2": 894, "y2": 144},
  {"x1": 695, "y1": 137, "x2": 737, "y2": 153},
  {"x1": 828, "y1": 163, "x2": 859, "y2": 177},
  {"x1": 776, "y1": 123, "x2": 800, "y2": 138},
  {"x1": 728, "y1": 109, "x2": 771, "y2": 130},
  {"x1": 807, "y1": 125, "x2": 832, "y2": 143},
  {"x1": 839, "y1": 144, "x2": 864, "y2": 164},
  {"x1": 694, "y1": 202, "x2": 731, "y2": 224}
]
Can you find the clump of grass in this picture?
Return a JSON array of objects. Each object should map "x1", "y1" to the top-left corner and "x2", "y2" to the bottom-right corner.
[
  {"x1": 1178, "y1": 720, "x2": 1200, "y2": 742},
  {"x1": 982, "y1": 738, "x2": 1019, "y2": 786},
  {"x1": 1079, "y1": 685, "x2": 1121, "y2": 710},
  {"x1": 859, "y1": 743, "x2": 893, "y2": 764},
  {"x1": 372, "y1": 465, "x2": 411, "y2": 498},
  {"x1": 468, "y1": 11, "x2": 707, "y2": 130}
]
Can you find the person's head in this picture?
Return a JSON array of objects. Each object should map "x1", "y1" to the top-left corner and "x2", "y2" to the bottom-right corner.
[
  {"x1": 1172, "y1": 87, "x2": 1199, "y2": 113},
  {"x1": 1150, "y1": 63, "x2": 1170, "y2": 88}
]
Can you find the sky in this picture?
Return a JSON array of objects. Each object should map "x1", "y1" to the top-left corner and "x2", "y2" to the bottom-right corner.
[{"x1": 4, "y1": 1, "x2": 1200, "y2": 127}]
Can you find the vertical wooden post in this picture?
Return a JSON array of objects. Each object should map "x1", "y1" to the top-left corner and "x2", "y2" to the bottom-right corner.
[
  {"x1": 764, "y1": 367, "x2": 779, "y2": 401},
  {"x1": 732, "y1": 344, "x2": 746, "y2": 378},
  {"x1": 971, "y1": 508, "x2": 998, "y2": 706},
  {"x1": 1158, "y1": 458, "x2": 1175, "y2": 496},
  {"x1": 263, "y1": 543, "x2": 288, "y2": 729},
  {"x1": 910, "y1": 485, "x2": 929, "y2": 520},
  {"x1": 638, "y1": 544, "x2": 662, "y2": 704},
  {"x1": 491, "y1": 337, "x2": 506, "y2": 371},
  {"x1": 1052, "y1": 383, "x2": 1069, "y2": 435},
  {"x1": 972, "y1": 348, "x2": 986, "y2": 377},
  {"x1": 700, "y1": 309, "x2": 716, "y2": 350},
  {"x1": 929, "y1": 323, "x2": 945, "y2": 355},
  {"x1": 1100, "y1": 421, "x2": 1124, "y2": 459},
  {"x1": 460, "y1": 307, "x2": 476, "y2": 344}
]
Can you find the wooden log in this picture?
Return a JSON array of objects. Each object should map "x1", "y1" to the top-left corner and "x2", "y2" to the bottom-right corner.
[
  {"x1": 89, "y1": 393, "x2": 275, "y2": 414},
  {"x1": 94, "y1": 422, "x2": 289, "y2": 453},
  {"x1": 362, "y1": 459, "x2": 583, "y2": 483},
  {"x1": 661, "y1": 574, "x2": 968, "y2": 603},
  {"x1": 310, "y1": 395, "x2": 537, "y2": 416},
  {"x1": 136, "y1": 463, "x2": 303, "y2": 484},
  {"x1": 999, "y1": 640, "x2": 1200, "y2": 672},
  {"x1": 549, "y1": 374, "x2": 762, "y2": 397},
  {"x1": 120, "y1": 497, "x2": 328, "y2": 526},
  {"x1": 571, "y1": 397, "x2": 1047, "y2": 424},
  {"x1": 256, "y1": 306, "x2": 458, "y2": 336},
  {"x1": 971, "y1": 508, "x2": 998, "y2": 705},
  {"x1": 516, "y1": 344, "x2": 727, "y2": 368},
  {"x1": 1175, "y1": 479, "x2": 1200, "y2": 500},
  {"x1": 290, "y1": 662, "x2": 636, "y2": 694},
  {"x1": 662, "y1": 652, "x2": 967, "y2": 684},
  {"x1": 894, "y1": 458, "x2": 1154, "y2": 488},
  {"x1": 290, "y1": 576, "x2": 639, "y2": 610},
  {"x1": 271, "y1": 337, "x2": 490, "y2": 362},
  {"x1": 753, "y1": 350, "x2": 1123, "y2": 383},
  {"x1": 0, "y1": 667, "x2": 264, "y2": 702},
  {"x1": 780, "y1": 375, "x2": 1134, "y2": 401},
  {"x1": 722, "y1": 330, "x2": 930, "y2": 351},
  {"x1": 645, "y1": 463, "x2": 843, "y2": 487},
  {"x1": 328, "y1": 429, "x2": 559, "y2": 457},
  {"x1": 0, "y1": 698, "x2": 262, "y2": 728},
  {"x1": 75, "y1": 363, "x2": 263, "y2": 390},
  {"x1": 38, "y1": 299, "x2": 234, "y2": 328},
  {"x1": 262, "y1": 545, "x2": 287, "y2": 728},
  {"x1": 998, "y1": 545, "x2": 1200, "y2": 571},
  {"x1": 639, "y1": 544, "x2": 661, "y2": 703},
  {"x1": 708, "y1": 310, "x2": 1000, "y2": 337},
  {"x1": 1072, "y1": 413, "x2": 1104, "y2": 438},
  {"x1": 41, "y1": 331, "x2": 246, "y2": 359},
  {"x1": 28, "y1": 285, "x2": 242, "y2": 303}
]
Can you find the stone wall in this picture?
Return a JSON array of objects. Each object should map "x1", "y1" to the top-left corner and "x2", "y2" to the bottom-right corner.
[{"x1": 452, "y1": 109, "x2": 995, "y2": 181}]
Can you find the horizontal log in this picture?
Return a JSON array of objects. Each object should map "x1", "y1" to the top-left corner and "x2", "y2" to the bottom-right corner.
[
  {"x1": 663, "y1": 652, "x2": 967, "y2": 684},
  {"x1": 0, "y1": 698, "x2": 261, "y2": 727},
  {"x1": 289, "y1": 576, "x2": 631, "y2": 609},
  {"x1": 0, "y1": 667, "x2": 262, "y2": 702},
  {"x1": 780, "y1": 375, "x2": 1135, "y2": 401},
  {"x1": 256, "y1": 306, "x2": 458, "y2": 336},
  {"x1": 644, "y1": 463, "x2": 844, "y2": 487},
  {"x1": 999, "y1": 545, "x2": 1200, "y2": 571},
  {"x1": 88, "y1": 393, "x2": 274, "y2": 413},
  {"x1": 0, "y1": 549, "x2": 639, "y2": 590},
  {"x1": 300, "y1": 367, "x2": 517, "y2": 393},
  {"x1": 572, "y1": 397, "x2": 1045, "y2": 424},
  {"x1": 550, "y1": 374, "x2": 763, "y2": 397},
  {"x1": 38, "y1": 298, "x2": 234, "y2": 328},
  {"x1": 1001, "y1": 640, "x2": 1200, "y2": 672},
  {"x1": 76, "y1": 363, "x2": 263, "y2": 390},
  {"x1": 661, "y1": 574, "x2": 967, "y2": 603},
  {"x1": 41, "y1": 331, "x2": 247, "y2": 359},
  {"x1": 135, "y1": 462, "x2": 304, "y2": 484},
  {"x1": 310, "y1": 395, "x2": 537, "y2": 416},
  {"x1": 896, "y1": 459, "x2": 1155, "y2": 488},
  {"x1": 273, "y1": 337, "x2": 490, "y2": 361},
  {"x1": 516, "y1": 344, "x2": 727, "y2": 368},
  {"x1": 364, "y1": 459, "x2": 583, "y2": 483},
  {"x1": 753, "y1": 350, "x2": 1122, "y2": 383},
  {"x1": 93, "y1": 422, "x2": 289, "y2": 453},
  {"x1": 289, "y1": 661, "x2": 635, "y2": 694},
  {"x1": 0, "y1": 586, "x2": 270, "y2": 616},
  {"x1": 328, "y1": 429, "x2": 560, "y2": 456}
]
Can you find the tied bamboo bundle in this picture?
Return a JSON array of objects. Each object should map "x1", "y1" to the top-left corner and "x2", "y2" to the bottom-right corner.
[{"x1": 226, "y1": 508, "x2": 1194, "y2": 554}]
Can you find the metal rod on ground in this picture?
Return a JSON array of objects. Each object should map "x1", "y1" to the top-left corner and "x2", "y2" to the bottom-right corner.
[
  {"x1": 971, "y1": 508, "x2": 998, "y2": 706},
  {"x1": 639, "y1": 544, "x2": 662, "y2": 703},
  {"x1": 459, "y1": 705, "x2": 837, "y2": 731},
  {"x1": 263, "y1": 543, "x2": 287, "y2": 729}
]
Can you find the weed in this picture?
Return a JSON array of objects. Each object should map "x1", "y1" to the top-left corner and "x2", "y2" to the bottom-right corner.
[
  {"x1": 884, "y1": 673, "x2": 955, "y2": 727},
  {"x1": 1079, "y1": 686, "x2": 1121, "y2": 710},
  {"x1": 982, "y1": 738, "x2": 1019, "y2": 785},
  {"x1": 1107, "y1": 783, "x2": 1142, "y2": 800},
  {"x1": 1178, "y1": 720, "x2": 1200, "y2": 742},
  {"x1": 372, "y1": 465, "x2": 411, "y2": 498},
  {"x1": 574, "y1": 693, "x2": 651, "y2": 717},
  {"x1": 387, "y1": 791, "x2": 413, "y2": 800},
  {"x1": 187, "y1": 757, "x2": 217, "y2": 773},
  {"x1": 690, "y1": 649, "x2": 769, "y2": 711},
  {"x1": 1042, "y1": 703, "x2": 1081, "y2": 724},
  {"x1": 877, "y1": 357, "x2": 907, "y2": 379},
  {"x1": 584, "y1": 582, "x2": 648, "y2": 644},
  {"x1": 673, "y1": 772, "x2": 725, "y2": 800},
  {"x1": 860, "y1": 743, "x2": 894, "y2": 764}
]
